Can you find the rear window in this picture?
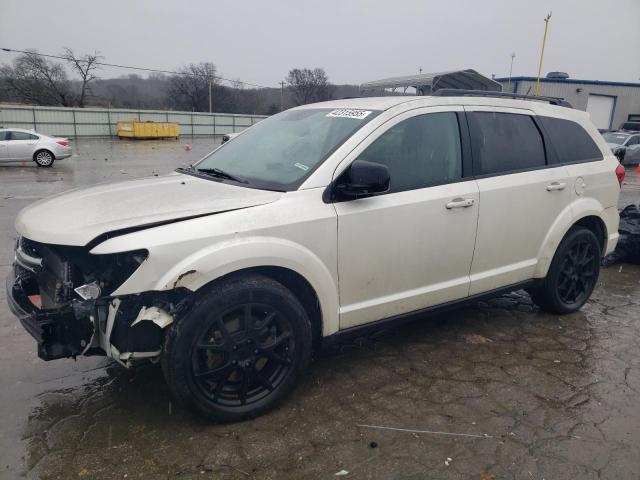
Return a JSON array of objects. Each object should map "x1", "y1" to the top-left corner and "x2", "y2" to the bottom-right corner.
[
  {"x1": 468, "y1": 112, "x2": 546, "y2": 176},
  {"x1": 539, "y1": 117, "x2": 602, "y2": 164},
  {"x1": 0, "y1": 131, "x2": 8, "y2": 141},
  {"x1": 10, "y1": 131, "x2": 39, "y2": 141}
]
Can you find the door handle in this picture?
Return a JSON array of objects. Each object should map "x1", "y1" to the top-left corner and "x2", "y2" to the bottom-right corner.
[
  {"x1": 446, "y1": 198, "x2": 475, "y2": 209},
  {"x1": 546, "y1": 182, "x2": 567, "y2": 192}
]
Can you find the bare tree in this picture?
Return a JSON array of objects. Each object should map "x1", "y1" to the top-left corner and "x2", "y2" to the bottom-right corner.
[
  {"x1": 167, "y1": 62, "x2": 217, "y2": 112},
  {"x1": 285, "y1": 68, "x2": 334, "y2": 105},
  {"x1": 1, "y1": 50, "x2": 72, "y2": 106},
  {"x1": 61, "y1": 48, "x2": 102, "y2": 107}
]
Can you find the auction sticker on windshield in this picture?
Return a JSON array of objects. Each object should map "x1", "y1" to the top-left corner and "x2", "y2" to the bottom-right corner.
[{"x1": 326, "y1": 109, "x2": 372, "y2": 119}]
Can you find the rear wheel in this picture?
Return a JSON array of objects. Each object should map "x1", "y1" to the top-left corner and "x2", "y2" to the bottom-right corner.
[
  {"x1": 162, "y1": 274, "x2": 312, "y2": 422},
  {"x1": 530, "y1": 227, "x2": 601, "y2": 314},
  {"x1": 34, "y1": 150, "x2": 54, "y2": 167}
]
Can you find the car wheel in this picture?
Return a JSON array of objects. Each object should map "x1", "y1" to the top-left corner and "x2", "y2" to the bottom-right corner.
[
  {"x1": 34, "y1": 150, "x2": 55, "y2": 167},
  {"x1": 530, "y1": 226, "x2": 601, "y2": 314},
  {"x1": 162, "y1": 274, "x2": 312, "y2": 422}
]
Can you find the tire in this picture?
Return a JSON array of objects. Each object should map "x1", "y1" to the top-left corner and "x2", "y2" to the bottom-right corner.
[
  {"x1": 162, "y1": 274, "x2": 313, "y2": 422},
  {"x1": 34, "y1": 150, "x2": 54, "y2": 167},
  {"x1": 530, "y1": 226, "x2": 601, "y2": 314}
]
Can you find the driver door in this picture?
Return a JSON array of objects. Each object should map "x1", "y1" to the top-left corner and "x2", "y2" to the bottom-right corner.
[{"x1": 333, "y1": 107, "x2": 479, "y2": 329}]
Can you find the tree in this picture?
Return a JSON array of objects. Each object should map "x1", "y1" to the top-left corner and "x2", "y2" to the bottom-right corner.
[
  {"x1": 61, "y1": 48, "x2": 102, "y2": 107},
  {"x1": 1, "y1": 50, "x2": 72, "y2": 106},
  {"x1": 167, "y1": 62, "x2": 217, "y2": 112},
  {"x1": 285, "y1": 68, "x2": 334, "y2": 106}
]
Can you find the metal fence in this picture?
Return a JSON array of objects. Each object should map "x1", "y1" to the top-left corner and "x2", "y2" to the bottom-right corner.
[{"x1": 0, "y1": 104, "x2": 267, "y2": 137}]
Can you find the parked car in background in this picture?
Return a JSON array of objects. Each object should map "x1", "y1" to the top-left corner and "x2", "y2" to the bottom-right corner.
[
  {"x1": 7, "y1": 92, "x2": 622, "y2": 421},
  {"x1": 603, "y1": 131, "x2": 640, "y2": 165},
  {"x1": 619, "y1": 121, "x2": 640, "y2": 132},
  {"x1": 0, "y1": 128, "x2": 72, "y2": 167}
]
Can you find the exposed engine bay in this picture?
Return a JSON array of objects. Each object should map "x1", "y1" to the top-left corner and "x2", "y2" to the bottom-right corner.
[{"x1": 7, "y1": 236, "x2": 193, "y2": 366}]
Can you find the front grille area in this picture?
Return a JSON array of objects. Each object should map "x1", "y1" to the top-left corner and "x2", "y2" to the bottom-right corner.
[{"x1": 15, "y1": 237, "x2": 75, "y2": 308}]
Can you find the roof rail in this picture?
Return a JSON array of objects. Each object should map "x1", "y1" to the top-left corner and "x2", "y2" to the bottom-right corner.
[{"x1": 432, "y1": 89, "x2": 573, "y2": 108}]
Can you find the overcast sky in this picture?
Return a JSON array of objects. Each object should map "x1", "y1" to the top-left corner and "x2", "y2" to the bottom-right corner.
[{"x1": 1, "y1": 0, "x2": 638, "y2": 88}]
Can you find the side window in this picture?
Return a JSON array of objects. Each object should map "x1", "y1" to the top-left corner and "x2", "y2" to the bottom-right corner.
[
  {"x1": 468, "y1": 112, "x2": 545, "y2": 175},
  {"x1": 627, "y1": 136, "x2": 640, "y2": 146},
  {"x1": 0, "y1": 131, "x2": 8, "y2": 141},
  {"x1": 10, "y1": 131, "x2": 38, "y2": 141},
  {"x1": 358, "y1": 112, "x2": 462, "y2": 193},
  {"x1": 539, "y1": 116, "x2": 603, "y2": 163}
]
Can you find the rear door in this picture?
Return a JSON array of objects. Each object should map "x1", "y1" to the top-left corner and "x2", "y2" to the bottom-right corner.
[
  {"x1": 465, "y1": 107, "x2": 572, "y2": 295},
  {"x1": 7, "y1": 131, "x2": 39, "y2": 160},
  {"x1": 334, "y1": 107, "x2": 479, "y2": 328}
]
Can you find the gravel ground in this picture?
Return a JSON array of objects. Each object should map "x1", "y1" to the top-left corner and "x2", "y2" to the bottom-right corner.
[{"x1": 1, "y1": 137, "x2": 639, "y2": 480}]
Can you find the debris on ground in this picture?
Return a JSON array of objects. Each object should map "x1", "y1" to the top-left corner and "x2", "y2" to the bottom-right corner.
[
  {"x1": 603, "y1": 204, "x2": 640, "y2": 266},
  {"x1": 462, "y1": 333, "x2": 493, "y2": 344},
  {"x1": 357, "y1": 424, "x2": 491, "y2": 439},
  {"x1": 335, "y1": 469, "x2": 349, "y2": 476}
]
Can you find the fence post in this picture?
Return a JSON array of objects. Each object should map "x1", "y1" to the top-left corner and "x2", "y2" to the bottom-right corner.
[
  {"x1": 107, "y1": 107, "x2": 112, "y2": 137},
  {"x1": 32, "y1": 107, "x2": 37, "y2": 131},
  {"x1": 71, "y1": 109, "x2": 78, "y2": 138},
  {"x1": 232, "y1": 115, "x2": 236, "y2": 133},
  {"x1": 191, "y1": 111, "x2": 194, "y2": 136}
]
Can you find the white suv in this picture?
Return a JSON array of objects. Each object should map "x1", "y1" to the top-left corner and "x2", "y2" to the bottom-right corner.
[{"x1": 7, "y1": 92, "x2": 622, "y2": 421}]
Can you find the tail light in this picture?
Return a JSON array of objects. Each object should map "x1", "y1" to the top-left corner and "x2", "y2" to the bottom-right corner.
[
  {"x1": 56, "y1": 139, "x2": 70, "y2": 147},
  {"x1": 615, "y1": 163, "x2": 625, "y2": 187}
]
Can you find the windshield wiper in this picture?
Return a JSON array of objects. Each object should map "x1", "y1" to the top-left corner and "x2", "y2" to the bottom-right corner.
[
  {"x1": 196, "y1": 167, "x2": 248, "y2": 184},
  {"x1": 177, "y1": 166, "x2": 248, "y2": 184}
]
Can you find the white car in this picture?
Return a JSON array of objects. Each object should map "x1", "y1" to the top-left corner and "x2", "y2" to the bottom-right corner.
[
  {"x1": 0, "y1": 128, "x2": 72, "y2": 167},
  {"x1": 7, "y1": 92, "x2": 622, "y2": 421}
]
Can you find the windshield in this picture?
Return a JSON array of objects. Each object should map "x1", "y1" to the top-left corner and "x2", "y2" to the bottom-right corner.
[
  {"x1": 192, "y1": 108, "x2": 379, "y2": 191},
  {"x1": 602, "y1": 132, "x2": 629, "y2": 145}
]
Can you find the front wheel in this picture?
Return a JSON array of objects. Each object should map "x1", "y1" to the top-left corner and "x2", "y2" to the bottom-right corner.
[
  {"x1": 34, "y1": 150, "x2": 54, "y2": 167},
  {"x1": 162, "y1": 274, "x2": 312, "y2": 422},
  {"x1": 530, "y1": 227, "x2": 601, "y2": 314}
]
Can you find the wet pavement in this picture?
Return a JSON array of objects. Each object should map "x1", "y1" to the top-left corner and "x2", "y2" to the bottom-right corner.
[{"x1": 1, "y1": 139, "x2": 639, "y2": 479}]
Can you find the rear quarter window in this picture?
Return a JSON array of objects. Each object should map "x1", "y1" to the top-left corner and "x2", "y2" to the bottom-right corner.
[
  {"x1": 539, "y1": 117, "x2": 603, "y2": 164},
  {"x1": 468, "y1": 112, "x2": 546, "y2": 176}
]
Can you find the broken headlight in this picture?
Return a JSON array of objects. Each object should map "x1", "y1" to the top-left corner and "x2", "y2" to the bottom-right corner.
[{"x1": 89, "y1": 249, "x2": 149, "y2": 295}]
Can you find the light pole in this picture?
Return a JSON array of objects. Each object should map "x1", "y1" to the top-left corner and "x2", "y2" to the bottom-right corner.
[
  {"x1": 508, "y1": 52, "x2": 516, "y2": 90},
  {"x1": 535, "y1": 12, "x2": 552, "y2": 96}
]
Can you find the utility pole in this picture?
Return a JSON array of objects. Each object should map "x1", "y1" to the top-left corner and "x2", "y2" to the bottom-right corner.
[
  {"x1": 279, "y1": 81, "x2": 285, "y2": 111},
  {"x1": 508, "y1": 52, "x2": 516, "y2": 90},
  {"x1": 208, "y1": 64, "x2": 213, "y2": 113},
  {"x1": 535, "y1": 12, "x2": 552, "y2": 96}
]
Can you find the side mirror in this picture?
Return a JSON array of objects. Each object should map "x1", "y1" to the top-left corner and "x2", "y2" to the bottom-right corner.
[
  {"x1": 612, "y1": 146, "x2": 626, "y2": 163},
  {"x1": 337, "y1": 159, "x2": 390, "y2": 198}
]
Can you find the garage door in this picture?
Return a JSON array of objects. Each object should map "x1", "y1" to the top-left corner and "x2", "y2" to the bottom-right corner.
[{"x1": 586, "y1": 94, "x2": 615, "y2": 130}]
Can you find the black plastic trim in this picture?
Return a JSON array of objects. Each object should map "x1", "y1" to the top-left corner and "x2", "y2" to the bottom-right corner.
[
  {"x1": 433, "y1": 89, "x2": 573, "y2": 108},
  {"x1": 323, "y1": 280, "x2": 535, "y2": 346}
]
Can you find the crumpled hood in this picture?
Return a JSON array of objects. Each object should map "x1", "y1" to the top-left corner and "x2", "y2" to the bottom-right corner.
[{"x1": 15, "y1": 172, "x2": 283, "y2": 246}]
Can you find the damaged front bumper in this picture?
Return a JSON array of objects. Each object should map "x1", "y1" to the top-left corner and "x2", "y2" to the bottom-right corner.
[
  {"x1": 7, "y1": 268, "x2": 95, "y2": 360},
  {"x1": 7, "y1": 259, "x2": 192, "y2": 366}
]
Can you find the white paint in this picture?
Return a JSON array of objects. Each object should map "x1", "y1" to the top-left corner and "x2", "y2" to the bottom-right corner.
[{"x1": 14, "y1": 95, "x2": 621, "y2": 343}]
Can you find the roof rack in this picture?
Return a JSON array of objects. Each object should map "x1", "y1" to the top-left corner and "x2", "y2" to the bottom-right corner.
[{"x1": 432, "y1": 89, "x2": 573, "y2": 108}]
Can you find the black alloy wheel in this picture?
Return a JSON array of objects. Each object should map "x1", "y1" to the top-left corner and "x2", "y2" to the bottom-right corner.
[
  {"x1": 162, "y1": 274, "x2": 312, "y2": 422},
  {"x1": 529, "y1": 226, "x2": 601, "y2": 314},
  {"x1": 190, "y1": 303, "x2": 295, "y2": 408}
]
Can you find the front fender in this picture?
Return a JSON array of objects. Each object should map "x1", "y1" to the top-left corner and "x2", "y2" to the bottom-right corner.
[
  {"x1": 117, "y1": 236, "x2": 340, "y2": 337},
  {"x1": 534, "y1": 197, "x2": 616, "y2": 278}
]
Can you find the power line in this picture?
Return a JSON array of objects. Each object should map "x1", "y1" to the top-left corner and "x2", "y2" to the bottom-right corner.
[{"x1": 0, "y1": 47, "x2": 274, "y2": 89}]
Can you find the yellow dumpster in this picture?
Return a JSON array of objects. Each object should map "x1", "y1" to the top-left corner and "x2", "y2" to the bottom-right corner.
[{"x1": 117, "y1": 121, "x2": 179, "y2": 139}]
